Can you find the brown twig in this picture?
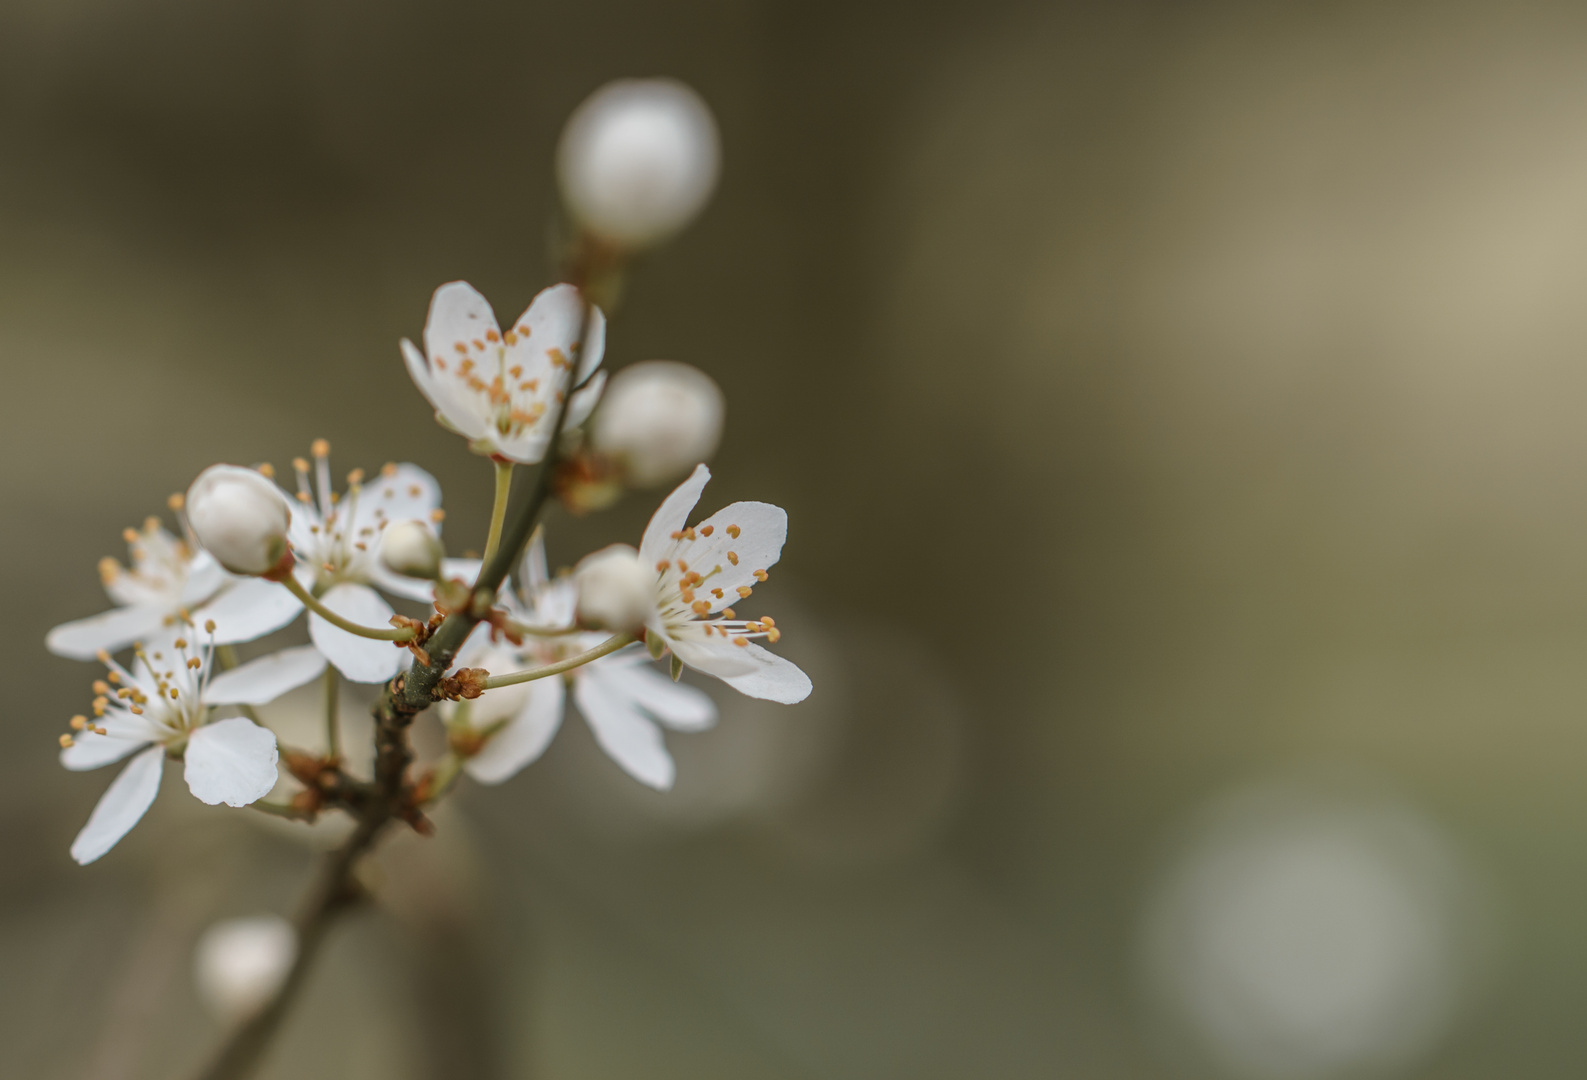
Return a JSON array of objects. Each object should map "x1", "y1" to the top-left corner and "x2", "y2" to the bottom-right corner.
[{"x1": 188, "y1": 294, "x2": 598, "y2": 1080}]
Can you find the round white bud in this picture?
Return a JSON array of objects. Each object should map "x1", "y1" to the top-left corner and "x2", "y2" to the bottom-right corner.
[
  {"x1": 193, "y1": 915, "x2": 297, "y2": 1020},
  {"x1": 557, "y1": 78, "x2": 721, "y2": 249},
  {"x1": 186, "y1": 464, "x2": 293, "y2": 576},
  {"x1": 574, "y1": 544, "x2": 655, "y2": 632},
  {"x1": 592, "y1": 361, "x2": 725, "y2": 488},
  {"x1": 379, "y1": 520, "x2": 445, "y2": 580}
]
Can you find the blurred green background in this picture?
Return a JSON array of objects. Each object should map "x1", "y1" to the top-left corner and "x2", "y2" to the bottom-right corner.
[{"x1": 6, "y1": 0, "x2": 1587, "y2": 1076}]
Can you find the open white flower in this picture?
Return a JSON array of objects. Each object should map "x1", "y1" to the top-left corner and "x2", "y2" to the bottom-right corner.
[
  {"x1": 638, "y1": 464, "x2": 811, "y2": 704},
  {"x1": 444, "y1": 534, "x2": 716, "y2": 790},
  {"x1": 279, "y1": 441, "x2": 445, "y2": 683},
  {"x1": 60, "y1": 636, "x2": 326, "y2": 864},
  {"x1": 46, "y1": 515, "x2": 304, "y2": 662},
  {"x1": 400, "y1": 282, "x2": 607, "y2": 464}
]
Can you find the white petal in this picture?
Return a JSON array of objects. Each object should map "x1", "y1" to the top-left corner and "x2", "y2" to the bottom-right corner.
[
  {"x1": 565, "y1": 369, "x2": 606, "y2": 429},
  {"x1": 464, "y1": 675, "x2": 566, "y2": 785},
  {"x1": 351, "y1": 463, "x2": 442, "y2": 536},
  {"x1": 573, "y1": 669, "x2": 674, "y2": 789},
  {"x1": 198, "y1": 576, "x2": 304, "y2": 645},
  {"x1": 61, "y1": 729, "x2": 154, "y2": 771},
  {"x1": 418, "y1": 283, "x2": 501, "y2": 439},
  {"x1": 367, "y1": 563, "x2": 440, "y2": 603},
  {"x1": 575, "y1": 303, "x2": 607, "y2": 386},
  {"x1": 206, "y1": 645, "x2": 327, "y2": 705},
  {"x1": 177, "y1": 552, "x2": 230, "y2": 607},
  {"x1": 639, "y1": 464, "x2": 711, "y2": 563},
  {"x1": 70, "y1": 745, "x2": 164, "y2": 865},
  {"x1": 184, "y1": 717, "x2": 279, "y2": 806},
  {"x1": 404, "y1": 337, "x2": 486, "y2": 439},
  {"x1": 666, "y1": 631, "x2": 758, "y2": 679},
  {"x1": 719, "y1": 642, "x2": 812, "y2": 704},
  {"x1": 668, "y1": 500, "x2": 787, "y2": 613},
  {"x1": 45, "y1": 604, "x2": 167, "y2": 660},
  {"x1": 589, "y1": 658, "x2": 717, "y2": 731},
  {"x1": 308, "y1": 583, "x2": 407, "y2": 683},
  {"x1": 442, "y1": 557, "x2": 484, "y2": 586}
]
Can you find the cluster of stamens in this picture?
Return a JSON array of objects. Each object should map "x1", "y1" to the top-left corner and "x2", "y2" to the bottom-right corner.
[
  {"x1": 283, "y1": 440, "x2": 442, "y2": 588},
  {"x1": 97, "y1": 515, "x2": 193, "y2": 605},
  {"x1": 60, "y1": 622, "x2": 217, "y2": 749},
  {"x1": 430, "y1": 325, "x2": 579, "y2": 439},
  {"x1": 653, "y1": 522, "x2": 781, "y2": 648}
]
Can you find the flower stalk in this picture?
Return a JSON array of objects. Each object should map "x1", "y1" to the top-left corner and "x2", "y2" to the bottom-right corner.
[
  {"x1": 275, "y1": 573, "x2": 416, "y2": 643},
  {"x1": 478, "y1": 632, "x2": 633, "y2": 690}
]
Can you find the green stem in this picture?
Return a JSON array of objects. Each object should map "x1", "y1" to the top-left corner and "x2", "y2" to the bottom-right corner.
[
  {"x1": 323, "y1": 666, "x2": 341, "y2": 759},
  {"x1": 479, "y1": 633, "x2": 633, "y2": 690},
  {"x1": 249, "y1": 800, "x2": 316, "y2": 823},
  {"x1": 276, "y1": 573, "x2": 415, "y2": 642},
  {"x1": 479, "y1": 459, "x2": 514, "y2": 572}
]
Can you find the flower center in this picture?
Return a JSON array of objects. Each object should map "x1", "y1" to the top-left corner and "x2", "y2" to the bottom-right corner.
[{"x1": 651, "y1": 523, "x2": 782, "y2": 649}]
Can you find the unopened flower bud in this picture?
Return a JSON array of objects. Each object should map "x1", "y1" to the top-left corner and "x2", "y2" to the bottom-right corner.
[
  {"x1": 557, "y1": 78, "x2": 720, "y2": 249},
  {"x1": 574, "y1": 544, "x2": 654, "y2": 632},
  {"x1": 592, "y1": 361, "x2": 724, "y2": 488},
  {"x1": 186, "y1": 465, "x2": 293, "y2": 576},
  {"x1": 193, "y1": 915, "x2": 297, "y2": 1020},
  {"x1": 379, "y1": 520, "x2": 445, "y2": 580}
]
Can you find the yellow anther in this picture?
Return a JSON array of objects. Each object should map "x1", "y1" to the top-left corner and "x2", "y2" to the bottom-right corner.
[
  {"x1": 726, "y1": 525, "x2": 741, "y2": 539},
  {"x1": 293, "y1": 457, "x2": 311, "y2": 473},
  {"x1": 692, "y1": 600, "x2": 711, "y2": 615},
  {"x1": 670, "y1": 530, "x2": 687, "y2": 540},
  {"x1": 760, "y1": 616, "x2": 775, "y2": 627},
  {"x1": 766, "y1": 628, "x2": 782, "y2": 643},
  {"x1": 92, "y1": 698, "x2": 108, "y2": 716},
  {"x1": 296, "y1": 491, "x2": 311, "y2": 503},
  {"x1": 122, "y1": 528, "x2": 139, "y2": 543},
  {"x1": 312, "y1": 438, "x2": 330, "y2": 458},
  {"x1": 430, "y1": 509, "x2": 446, "y2": 523},
  {"x1": 655, "y1": 560, "x2": 670, "y2": 571},
  {"x1": 257, "y1": 462, "x2": 276, "y2": 478},
  {"x1": 93, "y1": 725, "x2": 107, "y2": 735},
  {"x1": 167, "y1": 492, "x2": 185, "y2": 511},
  {"x1": 98, "y1": 557, "x2": 119, "y2": 583},
  {"x1": 59, "y1": 734, "x2": 74, "y2": 748},
  {"x1": 727, "y1": 552, "x2": 739, "y2": 565},
  {"x1": 129, "y1": 705, "x2": 144, "y2": 715},
  {"x1": 737, "y1": 586, "x2": 753, "y2": 599},
  {"x1": 722, "y1": 608, "x2": 736, "y2": 620},
  {"x1": 711, "y1": 588, "x2": 724, "y2": 599},
  {"x1": 204, "y1": 619, "x2": 216, "y2": 633},
  {"x1": 169, "y1": 688, "x2": 179, "y2": 699},
  {"x1": 187, "y1": 657, "x2": 202, "y2": 669},
  {"x1": 700, "y1": 525, "x2": 715, "y2": 537},
  {"x1": 106, "y1": 671, "x2": 122, "y2": 683},
  {"x1": 70, "y1": 715, "x2": 87, "y2": 730},
  {"x1": 93, "y1": 681, "x2": 111, "y2": 695},
  {"x1": 173, "y1": 638, "x2": 187, "y2": 649},
  {"x1": 382, "y1": 462, "x2": 398, "y2": 477},
  {"x1": 753, "y1": 569, "x2": 769, "y2": 582},
  {"x1": 347, "y1": 468, "x2": 365, "y2": 485},
  {"x1": 677, "y1": 559, "x2": 689, "y2": 573},
  {"x1": 733, "y1": 636, "x2": 749, "y2": 647}
]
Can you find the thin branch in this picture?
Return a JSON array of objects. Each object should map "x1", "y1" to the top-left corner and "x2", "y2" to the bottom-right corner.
[
  {"x1": 479, "y1": 632, "x2": 632, "y2": 690},
  {"x1": 277, "y1": 573, "x2": 415, "y2": 642}
]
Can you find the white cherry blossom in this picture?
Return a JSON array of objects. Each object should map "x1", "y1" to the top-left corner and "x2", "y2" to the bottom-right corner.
[
  {"x1": 638, "y1": 465, "x2": 812, "y2": 704},
  {"x1": 280, "y1": 441, "x2": 444, "y2": 683},
  {"x1": 400, "y1": 282, "x2": 607, "y2": 464},
  {"x1": 60, "y1": 636, "x2": 325, "y2": 864},
  {"x1": 46, "y1": 515, "x2": 303, "y2": 662},
  {"x1": 444, "y1": 534, "x2": 716, "y2": 790}
]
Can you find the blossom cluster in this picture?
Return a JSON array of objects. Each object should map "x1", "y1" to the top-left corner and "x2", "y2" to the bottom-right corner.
[{"x1": 48, "y1": 78, "x2": 809, "y2": 866}]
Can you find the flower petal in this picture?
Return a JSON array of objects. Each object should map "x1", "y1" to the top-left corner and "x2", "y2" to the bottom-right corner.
[
  {"x1": 565, "y1": 369, "x2": 606, "y2": 429},
  {"x1": 308, "y1": 583, "x2": 406, "y2": 683},
  {"x1": 45, "y1": 604, "x2": 167, "y2": 661},
  {"x1": 206, "y1": 645, "x2": 327, "y2": 706},
  {"x1": 464, "y1": 675, "x2": 566, "y2": 785},
  {"x1": 184, "y1": 717, "x2": 279, "y2": 806},
  {"x1": 177, "y1": 552, "x2": 230, "y2": 607},
  {"x1": 61, "y1": 727, "x2": 154, "y2": 771},
  {"x1": 666, "y1": 632, "x2": 759, "y2": 679},
  {"x1": 198, "y1": 576, "x2": 304, "y2": 645},
  {"x1": 351, "y1": 463, "x2": 442, "y2": 537},
  {"x1": 639, "y1": 464, "x2": 711, "y2": 563},
  {"x1": 719, "y1": 642, "x2": 812, "y2": 704},
  {"x1": 575, "y1": 304, "x2": 607, "y2": 387},
  {"x1": 666, "y1": 500, "x2": 788, "y2": 613},
  {"x1": 404, "y1": 337, "x2": 486, "y2": 440},
  {"x1": 70, "y1": 745, "x2": 164, "y2": 865},
  {"x1": 587, "y1": 658, "x2": 718, "y2": 731},
  {"x1": 573, "y1": 669, "x2": 675, "y2": 789}
]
